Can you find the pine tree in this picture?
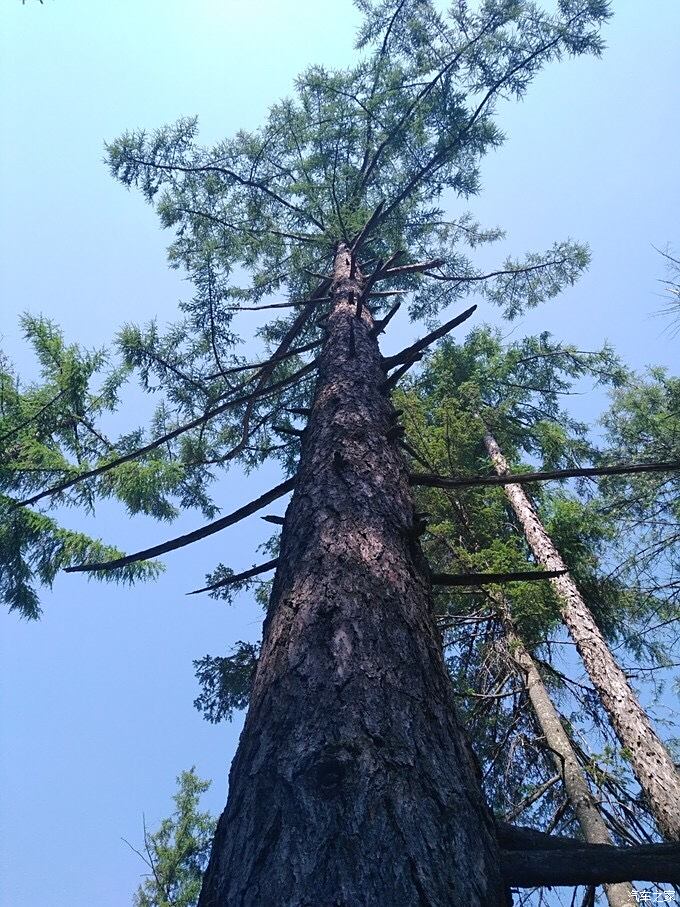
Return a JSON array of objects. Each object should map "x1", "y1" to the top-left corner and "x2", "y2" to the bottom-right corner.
[
  {"x1": 397, "y1": 328, "x2": 680, "y2": 899},
  {"x1": 127, "y1": 768, "x2": 216, "y2": 907},
  {"x1": 8, "y1": 0, "x2": 680, "y2": 900},
  {"x1": 481, "y1": 427, "x2": 680, "y2": 841}
]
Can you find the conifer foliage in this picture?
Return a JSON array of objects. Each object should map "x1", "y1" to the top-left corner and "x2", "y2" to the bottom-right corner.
[
  {"x1": 127, "y1": 769, "x2": 216, "y2": 907},
  {"x1": 8, "y1": 0, "x2": 680, "y2": 903},
  {"x1": 4, "y1": 0, "x2": 610, "y2": 605}
]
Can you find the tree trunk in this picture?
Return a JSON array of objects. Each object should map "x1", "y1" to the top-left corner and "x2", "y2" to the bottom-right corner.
[
  {"x1": 483, "y1": 430, "x2": 680, "y2": 842},
  {"x1": 197, "y1": 247, "x2": 506, "y2": 906},
  {"x1": 502, "y1": 612, "x2": 634, "y2": 906}
]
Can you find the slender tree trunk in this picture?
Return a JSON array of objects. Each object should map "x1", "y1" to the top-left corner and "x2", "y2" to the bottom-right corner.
[
  {"x1": 501, "y1": 611, "x2": 634, "y2": 906},
  {"x1": 483, "y1": 430, "x2": 680, "y2": 842},
  {"x1": 197, "y1": 247, "x2": 506, "y2": 906}
]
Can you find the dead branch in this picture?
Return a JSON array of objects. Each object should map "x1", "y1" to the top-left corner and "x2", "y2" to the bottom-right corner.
[
  {"x1": 370, "y1": 300, "x2": 402, "y2": 337},
  {"x1": 207, "y1": 339, "x2": 322, "y2": 378},
  {"x1": 378, "y1": 257, "x2": 446, "y2": 280},
  {"x1": 409, "y1": 459, "x2": 680, "y2": 490},
  {"x1": 189, "y1": 558, "x2": 279, "y2": 596},
  {"x1": 503, "y1": 774, "x2": 561, "y2": 823},
  {"x1": 381, "y1": 353, "x2": 424, "y2": 391},
  {"x1": 382, "y1": 304, "x2": 477, "y2": 368},
  {"x1": 431, "y1": 570, "x2": 566, "y2": 587},
  {"x1": 225, "y1": 298, "x2": 331, "y2": 312},
  {"x1": 64, "y1": 477, "x2": 296, "y2": 572},
  {"x1": 501, "y1": 830, "x2": 680, "y2": 886}
]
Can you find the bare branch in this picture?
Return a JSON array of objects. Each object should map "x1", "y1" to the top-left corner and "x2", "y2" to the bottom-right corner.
[
  {"x1": 409, "y1": 460, "x2": 680, "y2": 490},
  {"x1": 378, "y1": 258, "x2": 446, "y2": 280},
  {"x1": 189, "y1": 558, "x2": 279, "y2": 596},
  {"x1": 205, "y1": 339, "x2": 322, "y2": 378},
  {"x1": 504, "y1": 775, "x2": 561, "y2": 823},
  {"x1": 431, "y1": 570, "x2": 566, "y2": 587},
  {"x1": 64, "y1": 477, "x2": 295, "y2": 572},
  {"x1": 274, "y1": 425, "x2": 304, "y2": 437},
  {"x1": 502, "y1": 838, "x2": 680, "y2": 887},
  {"x1": 225, "y1": 299, "x2": 330, "y2": 312},
  {"x1": 383, "y1": 305, "x2": 477, "y2": 368},
  {"x1": 371, "y1": 300, "x2": 401, "y2": 337},
  {"x1": 382, "y1": 354, "x2": 423, "y2": 391}
]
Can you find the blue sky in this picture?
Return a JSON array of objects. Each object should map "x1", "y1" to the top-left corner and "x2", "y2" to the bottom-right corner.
[{"x1": 1, "y1": 2, "x2": 679, "y2": 905}]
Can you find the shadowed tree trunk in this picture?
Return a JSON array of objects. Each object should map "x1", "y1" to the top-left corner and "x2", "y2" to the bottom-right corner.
[
  {"x1": 197, "y1": 246, "x2": 506, "y2": 906},
  {"x1": 483, "y1": 430, "x2": 680, "y2": 842},
  {"x1": 502, "y1": 611, "x2": 634, "y2": 906}
]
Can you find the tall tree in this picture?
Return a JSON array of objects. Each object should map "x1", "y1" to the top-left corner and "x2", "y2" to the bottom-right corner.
[
  {"x1": 11, "y1": 0, "x2": 679, "y2": 901},
  {"x1": 482, "y1": 428, "x2": 680, "y2": 841},
  {"x1": 396, "y1": 331, "x2": 651, "y2": 904},
  {"x1": 502, "y1": 615, "x2": 634, "y2": 907}
]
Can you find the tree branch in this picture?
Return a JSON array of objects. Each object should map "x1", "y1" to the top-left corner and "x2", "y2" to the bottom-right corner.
[
  {"x1": 502, "y1": 840, "x2": 680, "y2": 887},
  {"x1": 206, "y1": 339, "x2": 322, "y2": 378},
  {"x1": 0, "y1": 389, "x2": 68, "y2": 444},
  {"x1": 13, "y1": 282, "x2": 327, "y2": 510},
  {"x1": 431, "y1": 570, "x2": 566, "y2": 587},
  {"x1": 349, "y1": 200, "x2": 385, "y2": 253},
  {"x1": 370, "y1": 300, "x2": 402, "y2": 337},
  {"x1": 409, "y1": 460, "x2": 680, "y2": 490},
  {"x1": 188, "y1": 558, "x2": 279, "y2": 596},
  {"x1": 383, "y1": 305, "x2": 477, "y2": 368},
  {"x1": 225, "y1": 299, "x2": 330, "y2": 312},
  {"x1": 503, "y1": 775, "x2": 561, "y2": 823},
  {"x1": 381, "y1": 354, "x2": 423, "y2": 391},
  {"x1": 378, "y1": 258, "x2": 446, "y2": 280},
  {"x1": 124, "y1": 156, "x2": 323, "y2": 229},
  {"x1": 64, "y1": 477, "x2": 295, "y2": 572}
]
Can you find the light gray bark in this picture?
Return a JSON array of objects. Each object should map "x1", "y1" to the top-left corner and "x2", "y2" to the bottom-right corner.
[
  {"x1": 503, "y1": 615, "x2": 634, "y2": 905},
  {"x1": 484, "y1": 430, "x2": 680, "y2": 842}
]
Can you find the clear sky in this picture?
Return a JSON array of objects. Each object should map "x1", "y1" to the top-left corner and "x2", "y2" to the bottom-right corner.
[{"x1": 1, "y1": 2, "x2": 679, "y2": 906}]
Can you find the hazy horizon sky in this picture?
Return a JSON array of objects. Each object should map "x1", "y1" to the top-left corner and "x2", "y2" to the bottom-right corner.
[{"x1": 1, "y1": 2, "x2": 679, "y2": 905}]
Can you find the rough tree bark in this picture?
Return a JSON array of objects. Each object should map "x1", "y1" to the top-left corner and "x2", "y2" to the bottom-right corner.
[
  {"x1": 484, "y1": 429, "x2": 680, "y2": 842},
  {"x1": 428, "y1": 476, "x2": 632, "y2": 903},
  {"x1": 502, "y1": 612, "x2": 634, "y2": 906},
  {"x1": 197, "y1": 247, "x2": 506, "y2": 906}
]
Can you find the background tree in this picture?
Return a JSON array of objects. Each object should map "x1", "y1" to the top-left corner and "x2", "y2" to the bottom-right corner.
[
  {"x1": 396, "y1": 329, "x2": 680, "y2": 898},
  {"x1": 657, "y1": 248, "x2": 680, "y2": 335},
  {"x1": 600, "y1": 368, "x2": 680, "y2": 614},
  {"x1": 126, "y1": 768, "x2": 216, "y2": 907}
]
